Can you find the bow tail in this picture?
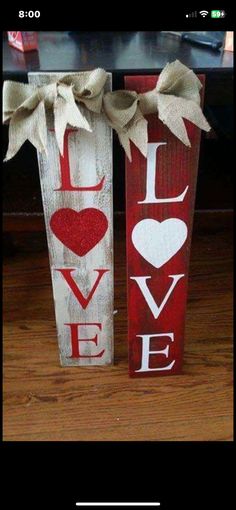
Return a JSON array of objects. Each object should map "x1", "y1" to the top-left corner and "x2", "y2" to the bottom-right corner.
[
  {"x1": 117, "y1": 111, "x2": 148, "y2": 161},
  {"x1": 4, "y1": 101, "x2": 48, "y2": 161},
  {"x1": 54, "y1": 86, "x2": 92, "y2": 155},
  {"x1": 117, "y1": 132, "x2": 132, "y2": 161},
  {"x1": 178, "y1": 98, "x2": 211, "y2": 133},
  {"x1": 162, "y1": 112, "x2": 192, "y2": 147},
  {"x1": 158, "y1": 95, "x2": 211, "y2": 147}
]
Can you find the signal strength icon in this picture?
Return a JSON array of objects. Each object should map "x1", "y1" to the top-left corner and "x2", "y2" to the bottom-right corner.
[
  {"x1": 199, "y1": 10, "x2": 209, "y2": 17},
  {"x1": 186, "y1": 11, "x2": 197, "y2": 17}
]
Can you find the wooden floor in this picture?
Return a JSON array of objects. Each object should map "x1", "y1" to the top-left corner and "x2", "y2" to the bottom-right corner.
[{"x1": 3, "y1": 212, "x2": 233, "y2": 441}]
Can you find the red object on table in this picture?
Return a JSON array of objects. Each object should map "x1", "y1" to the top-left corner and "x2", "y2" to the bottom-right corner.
[
  {"x1": 7, "y1": 32, "x2": 38, "y2": 52},
  {"x1": 125, "y1": 74, "x2": 205, "y2": 377},
  {"x1": 224, "y1": 32, "x2": 234, "y2": 52}
]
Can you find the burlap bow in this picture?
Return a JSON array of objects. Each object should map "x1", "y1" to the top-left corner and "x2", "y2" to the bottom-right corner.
[
  {"x1": 3, "y1": 60, "x2": 211, "y2": 162},
  {"x1": 103, "y1": 60, "x2": 211, "y2": 160},
  {"x1": 3, "y1": 68, "x2": 107, "y2": 161}
]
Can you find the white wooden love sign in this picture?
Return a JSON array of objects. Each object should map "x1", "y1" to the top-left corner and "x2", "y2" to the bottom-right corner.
[{"x1": 28, "y1": 72, "x2": 113, "y2": 366}]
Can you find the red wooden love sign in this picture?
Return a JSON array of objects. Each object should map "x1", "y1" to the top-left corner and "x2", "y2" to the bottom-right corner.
[{"x1": 125, "y1": 74, "x2": 205, "y2": 377}]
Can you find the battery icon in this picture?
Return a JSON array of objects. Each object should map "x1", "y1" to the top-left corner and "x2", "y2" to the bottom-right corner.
[{"x1": 211, "y1": 10, "x2": 226, "y2": 18}]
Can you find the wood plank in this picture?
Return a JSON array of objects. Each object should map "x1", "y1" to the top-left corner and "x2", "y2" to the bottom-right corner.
[
  {"x1": 3, "y1": 212, "x2": 233, "y2": 441},
  {"x1": 28, "y1": 72, "x2": 113, "y2": 366},
  {"x1": 125, "y1": 74, "x2": 205, "y2": 377}
]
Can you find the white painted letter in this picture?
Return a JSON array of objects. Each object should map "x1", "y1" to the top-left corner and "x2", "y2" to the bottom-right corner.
[
  {"x1": 130, "y1": 274, "x2": 185, "y2": 319},
  {"x1": 136, "y1": 332, "x2": 175, "y2": 372},
  {"x1": 138, "y1": 142, "x2": 188, "y2": 204}
]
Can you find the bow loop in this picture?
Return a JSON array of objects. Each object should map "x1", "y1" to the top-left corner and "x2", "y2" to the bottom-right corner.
[
  {"x1": 156, "y1": 60, "x2": 202, "y2": 107},
  {"x1": 61, "y1": 68, "x2": 107, "y2": 113},
  {"x1": 3, "y1": 81, "x2": 36, "y2": 123},
  {"x1": 61, "y1": 68, "x2": 107, "y2": 98}
]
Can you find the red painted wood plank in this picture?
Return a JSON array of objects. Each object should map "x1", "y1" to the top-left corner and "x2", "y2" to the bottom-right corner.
[{"x1": 125, "y1": 74, "x2": 205, "y2": 377}]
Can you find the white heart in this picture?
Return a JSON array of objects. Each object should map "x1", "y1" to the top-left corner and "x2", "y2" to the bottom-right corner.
[{"x1": 132, "y1": 218, "x2": 188, "y2": 269}]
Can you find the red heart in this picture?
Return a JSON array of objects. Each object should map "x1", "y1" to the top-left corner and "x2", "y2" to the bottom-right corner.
[{"x1": 50, "y1": 208, "x2": 108, "y2": 256}]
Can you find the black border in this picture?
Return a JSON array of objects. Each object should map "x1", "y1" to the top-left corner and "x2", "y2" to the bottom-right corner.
[
  {"x1": 1, "y1": 442, "x2": 235, "y2": 509},
  {"x1": 2, "y1": 7, "x2": 234, "y2": 31}
]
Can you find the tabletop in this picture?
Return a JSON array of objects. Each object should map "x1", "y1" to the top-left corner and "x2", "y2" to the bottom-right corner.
[{"x1": 3, "y1": 31, "x2": 234, "y2": 77}]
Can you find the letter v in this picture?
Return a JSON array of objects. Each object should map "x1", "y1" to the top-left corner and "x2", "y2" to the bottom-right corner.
[
  {"x1": 130, "y1": 274, "x2": 185, "y2": 319},
  {"x1": 55, "y1": 268, "x2": 109, "y2": 309}
]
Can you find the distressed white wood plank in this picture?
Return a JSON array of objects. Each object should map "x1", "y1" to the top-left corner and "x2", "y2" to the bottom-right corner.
[{"x1": 28, "y1": 72, "x2": 113, "y2": 366}]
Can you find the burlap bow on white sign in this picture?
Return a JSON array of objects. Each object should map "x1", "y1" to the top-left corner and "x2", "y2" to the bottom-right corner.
[{"x1": 3, "y1": 60, "x2": 211, "y2": 162}]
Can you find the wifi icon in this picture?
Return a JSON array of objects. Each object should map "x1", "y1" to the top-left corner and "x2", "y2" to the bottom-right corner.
[{"x1": 199, "y1": 10, "x2": 209, "y2": 17}]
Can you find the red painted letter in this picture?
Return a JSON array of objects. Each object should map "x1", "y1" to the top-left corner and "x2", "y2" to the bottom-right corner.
[
  {"x1": 55, "y1": 268, "x2": 109, "y2": 309},
  {"x1": 65, "y1": 323, "x2": 105, "y2": 358},
  {"x1": 55, "y1": 130, "x2": 105, "y2": 191}
]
